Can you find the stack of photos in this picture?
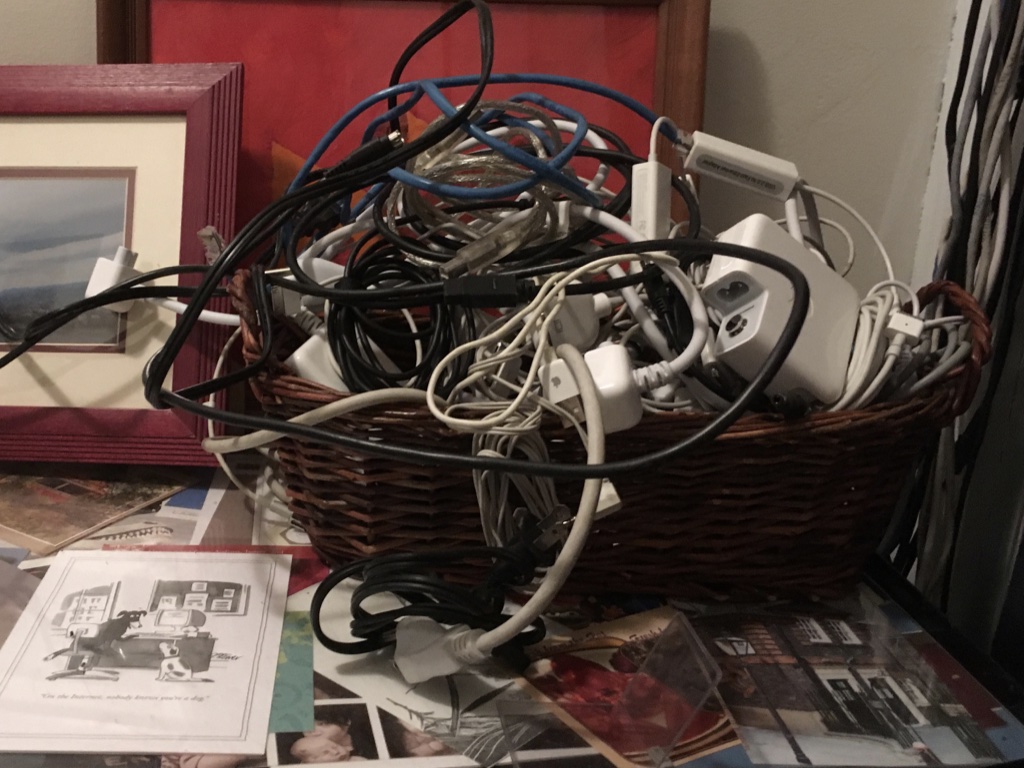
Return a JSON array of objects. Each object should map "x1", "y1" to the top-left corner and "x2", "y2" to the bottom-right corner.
[{"x1": 270, "y1": 673, "x2": 616, "y2": 768}]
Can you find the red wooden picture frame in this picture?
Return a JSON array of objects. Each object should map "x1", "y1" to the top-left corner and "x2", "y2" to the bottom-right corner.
[{"x1": 0, "y1": 64, "x2": 242, "y2": 465}]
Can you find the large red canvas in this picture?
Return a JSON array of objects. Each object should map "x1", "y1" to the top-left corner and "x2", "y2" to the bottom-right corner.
[{"x1": 151, "y1": 0, "x2": 658, "y2": 225}]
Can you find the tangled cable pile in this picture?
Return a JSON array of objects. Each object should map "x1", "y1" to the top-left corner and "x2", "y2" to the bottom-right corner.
[{"x1": 0, "y1": 0, "x2": 982, "y2": 674}]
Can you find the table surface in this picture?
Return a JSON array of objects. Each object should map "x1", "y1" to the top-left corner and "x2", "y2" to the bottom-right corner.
[{"x1": 3, "y1": 470, "x2": 1024, "y2": 768}]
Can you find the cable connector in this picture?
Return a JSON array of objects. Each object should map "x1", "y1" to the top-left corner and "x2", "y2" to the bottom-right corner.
[
  {"x1": 596, "y1": 479, "x2": 622, "y2": 519},
  {"x1": 680, "y1": 132, "x2": 799, "y2": 201},
  {"x1": 393, "y1": 617, "x2": 486, "y2": 684},
  {"x1": 86, "y1": 246, "x2": 142, "y2": 313},
  {"x1": 440, "y1": 220, "x2": 526, "y2": 279},
  {"x1": 548, "y1": 293, "x2": 600, "y2": 350},
  {"x1": 540, "y1": 357, "x2": 585, "y2": 427},
  {"x1": 527, "y1": 505, "x2": 573, "y2": 557},
  {"x1": 886, "y1": 312, "x2": 924, "y2": 344},
  {"x1": 270, "y1": 283, "x2": 304, "y2": 318},
  {"x1": 442, "y1": 274, "x2": 520, "y2": 308},
  {"x1": 631, "y1": 159, "x2": 672, "y2": 240}
]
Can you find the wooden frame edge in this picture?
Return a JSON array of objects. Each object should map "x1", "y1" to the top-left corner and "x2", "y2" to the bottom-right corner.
[
  {"x1": 96, "y1": 0, "x2": 151, "y2": 65},
  {"x1": 0, "y1": 63, "x2": 241, "y2": 465}
]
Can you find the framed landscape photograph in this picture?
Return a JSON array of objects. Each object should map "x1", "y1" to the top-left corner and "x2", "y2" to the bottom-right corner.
[
  {"x1": 0, "y1": 169, "x2": 135, "y2": 352},
  {"x1": 0, "y1": 64, "x2": 242, "y2": 465}
]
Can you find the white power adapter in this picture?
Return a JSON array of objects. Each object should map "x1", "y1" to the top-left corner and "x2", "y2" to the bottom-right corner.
[
  {"x1": 583, "y1": 344, "x2": 643, "y2": 434},
  {"x1": 284, "y1": 329, "x2": 349, "y2": 393},
  {"x1": 702, "y1": 214, "x2": 860, "y2": 405},
  {"x1": 547, "y1": 294, "x2": 600, "y2": 350},
  {"x1": 681, "y1": 132, "x2": 800, "y2": 201},
  {"x1": 631, "y1": 160, "x2": 672, "y2": 239},
  {"x1": 86, "y1": 246, "x2": 141, "y2": 313}
]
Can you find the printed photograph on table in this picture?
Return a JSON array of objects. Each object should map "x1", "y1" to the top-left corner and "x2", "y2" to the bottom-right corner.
[
  {"x1": 683, "y1": 586, "x2": 1019, "y2": 766},
  {"x1": 378, "y1": 708, "x2": 458, "y2": 760},
  {"x1": 291, "y1": 579, "x2": 543, "y2": 766},
  {"x1": 68, "y1": 471, "x2": 227, "y2": 551},
  {"x1": 0, "y1": 752, "x2": 268, "y2": 767},
  {"x1": 0, "y1": 550, "x2": 290, "y2": 755},
  {"x1": 0, "y1": 755, "x2": 161, "y2": 767},
  {"x1": 274, "y1": 702, "x2": 379, "y2": 765},
  {"x1": 521, "y1": 607, "x2": 738, "y2": 767},
  {"x1": 0, "y1": 169, "x2": 134, "y2": 351},
  {"x1": 313, "y1": 671, "x2": 359, "y2": 701}
]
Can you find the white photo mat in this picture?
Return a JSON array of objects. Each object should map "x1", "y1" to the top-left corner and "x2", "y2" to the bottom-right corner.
[
  {"x1": 0, "y1": 116, "x2": 185, "y2": 409},
  {"x1": 0, "y1": 550, "x2": 290, "y2": 754}
]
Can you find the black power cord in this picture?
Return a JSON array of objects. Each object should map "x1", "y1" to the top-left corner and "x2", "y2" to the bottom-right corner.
[
  {"x1": 310, "y1": 532, "x2": 550, "y2": 664},
  {"x1": 154, "y1": 237, "x2": 810, "y2": 481},
  {"x1": 143, "y1": 0, "x2": 496, "y2": 410}
]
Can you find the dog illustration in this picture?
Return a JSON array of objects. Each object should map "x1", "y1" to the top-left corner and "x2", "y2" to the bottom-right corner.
[
  {"x1": 45, "y1": 610, "x2": 147, "y2": 662},
  {"x1": 156, "y1": 641, "x2": 213, "y2": 682}
]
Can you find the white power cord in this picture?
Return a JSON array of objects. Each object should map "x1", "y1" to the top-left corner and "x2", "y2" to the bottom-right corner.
[
  {"x1": 393, "y1": 343, "x2": 605, "y2": 681},
  {"x1": 571, "y1": 205, "x2": 710, "y2": 391},
  {"x1": 87, "y1": 246, "x2": 241, "y2": 326},
  {"x1": 425, "y1": 251, "x2": 679, "y2": 433},
  {"x1": 801, "y1": 184, "x2": 895, "y2": 281}
]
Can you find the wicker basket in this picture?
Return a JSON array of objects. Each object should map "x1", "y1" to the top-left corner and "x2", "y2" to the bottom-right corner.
[{"x1": 229, "y1": 272, "x2": 991, "y2": 598}]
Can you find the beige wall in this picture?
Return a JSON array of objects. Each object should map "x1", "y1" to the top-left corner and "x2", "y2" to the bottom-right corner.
[
  {"x1": 0, "y1": 0, "x2": 96, "y2": 65},
  {"x1": 701, "y1": 0, "x2": 956, "y2": 294}
]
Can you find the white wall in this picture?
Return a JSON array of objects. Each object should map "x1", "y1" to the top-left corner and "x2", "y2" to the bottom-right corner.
[
  {"x1": 0, "y1": 0, "x2": 96, "y2": 65},
  {"x1": 701, "y1": 0, "x2": 956, "y2": 295}
]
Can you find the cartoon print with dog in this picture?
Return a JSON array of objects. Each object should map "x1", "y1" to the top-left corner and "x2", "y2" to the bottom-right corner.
[
  {"x1": 44, "y1": 609, "x2": 147, "y2": 681},
  {"x1": 157, "y1": 640, "x2": 214, "y2": 682},
  {"x1": 43, "y1": 579, "x2": 250, "y2": 683}
]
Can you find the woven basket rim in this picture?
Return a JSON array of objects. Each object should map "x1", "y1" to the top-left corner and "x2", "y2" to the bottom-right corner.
[{"x1": 227, "y1": 271, "x2": 992, "y2": 440}]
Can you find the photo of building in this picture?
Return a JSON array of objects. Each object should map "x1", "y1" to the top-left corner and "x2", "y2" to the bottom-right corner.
[{"x1": 690, "y1": 600, "x2": 1003, "y2": 765}]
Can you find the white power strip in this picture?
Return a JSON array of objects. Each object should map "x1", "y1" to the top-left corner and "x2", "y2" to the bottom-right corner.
[{"x1": 702, "y1": 214, "x2": 860, "y2": 405}]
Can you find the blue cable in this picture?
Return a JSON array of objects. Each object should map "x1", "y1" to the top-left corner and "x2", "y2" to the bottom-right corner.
[
  {"x1": 361, "y1": 86, "x2": 426, "y2": 146},
  {"x1": 290, "y1": 73, "x2": 676, "y2": 193}
]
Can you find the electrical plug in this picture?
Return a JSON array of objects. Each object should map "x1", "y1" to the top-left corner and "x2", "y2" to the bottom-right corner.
[
  {"x1": 393, "y1": 618, "x2": 487, "y2": 684},
  {"x1": 679, "y1": 132, "x2": 800, "y2": 201},
  {"x1": 548, "y1": 293, "x2": 600, "y2": 350},
  {"x1": 540, "y1": 357, "x2": 585, "y2": 427},
  {"x1": 86, "y1": 246, "x2": 142, "y2": 313},
  {"x1": 584, "y1": 344, "x2": 643, "y2": 434},
  {"x1": 886, "y1": 312, "x2": 925, "y2": 344}
]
